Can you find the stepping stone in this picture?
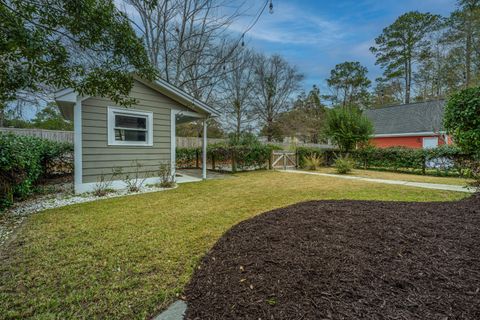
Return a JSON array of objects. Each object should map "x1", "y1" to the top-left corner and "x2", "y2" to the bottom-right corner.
[{"x1": 154, "y1": 300, "x2": 187, "y2": 320}]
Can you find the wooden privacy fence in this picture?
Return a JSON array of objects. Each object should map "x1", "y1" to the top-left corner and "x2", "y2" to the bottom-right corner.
[
  {"x1": 176, "y1": 137, "x2": 225, "y2": 148},
  {"x1": 0, "y1": 127, "x2": 74, "y2": 143},
  {"x1": 0, "y1": 129, "x2": 225, "y2": 147}
]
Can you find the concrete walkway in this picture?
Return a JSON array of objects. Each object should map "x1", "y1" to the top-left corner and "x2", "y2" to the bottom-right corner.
[{"x1": 281, "y1": 169, "x2": 475, "y2": 193}]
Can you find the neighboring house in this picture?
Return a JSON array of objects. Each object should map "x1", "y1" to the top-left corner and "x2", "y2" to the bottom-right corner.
[
  {"x1": 365, "y1": 100, "x2": 451, "y2": 149},
  {"x1": 55, "y1": 75, "x2": 220, "y2": 194}
]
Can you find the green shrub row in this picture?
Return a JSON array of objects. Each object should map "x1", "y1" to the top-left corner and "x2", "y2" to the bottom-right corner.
[
  {"x1": 0, "y1": 133, "x2": 73, "y2": 210},
  {"x1": 176, "y1": 143, "x2": 280, "y2": 172},
  {"x1": 296, "y1": 145, "x2": 473, "y2": 177}
]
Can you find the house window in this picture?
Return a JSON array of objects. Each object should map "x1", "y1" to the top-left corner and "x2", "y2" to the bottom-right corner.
[{"x1": 108, "y1": 107, "x2": 153, "y2": 146}]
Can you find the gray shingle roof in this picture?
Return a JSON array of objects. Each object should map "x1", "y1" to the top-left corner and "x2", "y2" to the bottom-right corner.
[{"x1": 364, "y1": 100, "x2": 445, "y2": 135}]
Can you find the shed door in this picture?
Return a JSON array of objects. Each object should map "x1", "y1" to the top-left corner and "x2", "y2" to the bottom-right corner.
[{"x1": 422, "y1": 137, "x2": 438, "y2": 149}]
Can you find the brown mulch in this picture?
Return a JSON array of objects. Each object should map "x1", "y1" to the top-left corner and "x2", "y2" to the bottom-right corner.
[{"x1": 185, "y1": 195, "x2": 480, "y2": 319}]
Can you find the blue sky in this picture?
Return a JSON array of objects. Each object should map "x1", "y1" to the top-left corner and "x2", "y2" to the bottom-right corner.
[{"x1": 231, "y1": 0, "x2": 457, "y2": 94}]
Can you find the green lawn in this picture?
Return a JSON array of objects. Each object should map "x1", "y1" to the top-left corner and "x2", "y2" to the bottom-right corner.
[
  {"x1": 0, "y1": 171, "x2": 468, "y2": 319},
  {"x1": 314, "y1": 167, "x2": 473, "y2": 186}
]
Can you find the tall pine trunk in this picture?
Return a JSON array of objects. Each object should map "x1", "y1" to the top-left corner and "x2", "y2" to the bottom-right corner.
[
  {"x1": 465, "y1": 19, "x2": 472, "y2": 88},
  {"x1": 404, "y1": 59, "x2": 411, "y2": 104},
  {"x1": 0, "y1": 103, "x2": 5, "y2": 127}
]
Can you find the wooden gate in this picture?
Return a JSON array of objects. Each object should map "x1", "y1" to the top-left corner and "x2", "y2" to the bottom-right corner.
[{"x1": 271, "y1": 151, "x2": 297, "y2": 170}]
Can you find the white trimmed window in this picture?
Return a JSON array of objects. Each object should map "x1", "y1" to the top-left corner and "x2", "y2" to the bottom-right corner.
[{"x1": 107, "y1": 107, "x2": 153, "y2": 146}]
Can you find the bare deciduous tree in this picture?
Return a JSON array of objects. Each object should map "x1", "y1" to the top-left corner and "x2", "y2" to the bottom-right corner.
[
  {"x1": 122, "y1": 0, "x2": 249, "y2": 102},
  {"x1": 252, "y1": 54, "x2": 303, "y2": 141},
  {"x1": 219, "y1": 48, "x2": 256, "y2": 137}
]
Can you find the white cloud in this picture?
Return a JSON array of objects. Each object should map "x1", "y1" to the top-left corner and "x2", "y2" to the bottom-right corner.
[{"x1": 228, "y1": 2, "x2": 345, "y2": 47}]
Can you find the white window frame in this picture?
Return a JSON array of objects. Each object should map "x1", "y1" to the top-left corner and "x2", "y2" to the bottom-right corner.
[{"x1": 107, "y1": 107, "x2": 153, "y2": 146}]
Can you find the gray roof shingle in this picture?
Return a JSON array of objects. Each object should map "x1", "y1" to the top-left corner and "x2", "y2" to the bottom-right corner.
[{"x1": 364, "y1": 100, "x2": 445, "y2": 135}]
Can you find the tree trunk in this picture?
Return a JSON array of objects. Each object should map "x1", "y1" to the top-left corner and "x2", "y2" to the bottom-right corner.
[
  {"x1": 266, "y1": 117, "x2": 273, "y2": 142},
  {"x1": 465, "y1": 19, "x2": 472, "y2": 88},
  {"x1": 267, "y1": 132, "x2": 272, "y2": 142},
  {"x1": 0, "y1": 103, "x2": 5, "y2": 127},
  {"x1": 235, "y1": 101, "x2": 241, "y2": 138},
  {"x1": 405, "y1": 58, "x2": 411, "y2": 104}
]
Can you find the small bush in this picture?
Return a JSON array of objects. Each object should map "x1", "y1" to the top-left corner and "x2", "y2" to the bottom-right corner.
[
  {"x1": 0, "y1": 133, "x2": 73, "y2": 210},
  {"x1": 121, "y1": 161, "x2": 150, "y2": 193},
  {"x1": 335, "y1": 156, "x2": 353, "y2": 174},
  {"x1": 93, "y1": 168, "x2": 121, "y2": 197},
  {"x1": 303, "y1": 154, "x2": 323, "y2": 170},
  {"x1": 158, "y1": 162, "x2": 176, "y2": 188}
]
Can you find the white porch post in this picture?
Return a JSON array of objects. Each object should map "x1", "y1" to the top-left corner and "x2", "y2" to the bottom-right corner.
[
  {"x1": 73, "y1": 97, "x2": 83, "y2": 194},
  {"x1": 170, "y1": 110, "x2": 177, "y2": 181},
  {"x1": 202, "y1": 118, "x2": 207, "y2": 179}
]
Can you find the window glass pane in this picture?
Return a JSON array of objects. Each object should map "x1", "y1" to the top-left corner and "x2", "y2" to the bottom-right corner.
[
  {"x1": 115, "y1": 114, "x2": 146, "y2": 129},
  {"x1": 114, "y1": 129, "x2": 146, "y2": 142}
]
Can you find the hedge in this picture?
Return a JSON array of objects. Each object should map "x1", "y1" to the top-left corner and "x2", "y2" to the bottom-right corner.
[
  {"x1": 176, "y1": 143, "x2": 280, "y2": 172},
  {"x1": 0, "y1": 133, "x2": 73, "y2": 210},
  {"x1": 296, "y1": 145, "x2": 473, "y2": 177}
]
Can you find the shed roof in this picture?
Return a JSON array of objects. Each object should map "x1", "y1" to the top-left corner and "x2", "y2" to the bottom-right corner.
[
  {"x1": 55, "y1": 75, "x2": 220, "y2": 119},
  {"x1": 364, "y1": 100, "x2": 446, "y2": 135}
]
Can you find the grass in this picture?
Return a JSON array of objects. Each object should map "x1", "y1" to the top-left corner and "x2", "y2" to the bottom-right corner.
[
  {"x1": 0, "y1": 171, "x2": 468, "y2": 319},
  {"x1": 314, "y1": 167, "x2": 473, "y2": 186}
]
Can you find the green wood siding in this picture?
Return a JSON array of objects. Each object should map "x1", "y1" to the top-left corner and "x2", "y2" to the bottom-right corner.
[{"x1": 81, "y1": 80, "x2": 193, "y2": 183}]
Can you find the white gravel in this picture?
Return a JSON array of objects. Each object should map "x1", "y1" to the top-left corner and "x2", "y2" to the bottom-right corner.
[{"x1": 0, "y1": 183, "x2": 176, "y2": 247}]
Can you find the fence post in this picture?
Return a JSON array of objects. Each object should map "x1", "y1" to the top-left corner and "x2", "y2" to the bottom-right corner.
[
  {"x1": 268, "y1": 150, "x2": 273, "y2": 170},
  {"x1": 195, "y1": 149, "x2": 199, "y2": 169},
  {"x1": 422, "y1": 154, "x2": 426, "y2": 175},
  {"x1": 231, "y1": 149, "x2": 237, "y2": 173},
  {"x1": 212, "y1": 154, "x2": 215, "y2": 170}
]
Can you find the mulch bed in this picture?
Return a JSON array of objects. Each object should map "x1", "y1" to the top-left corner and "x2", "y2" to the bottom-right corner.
[{"x1": 185, "y1": 195, "x2": 480, "y2": 319}]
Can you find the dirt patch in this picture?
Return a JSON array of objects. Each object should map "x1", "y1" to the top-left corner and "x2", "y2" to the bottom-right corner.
[{"x1": 185, "y1": 195, "x2": 480, "y2": 319}]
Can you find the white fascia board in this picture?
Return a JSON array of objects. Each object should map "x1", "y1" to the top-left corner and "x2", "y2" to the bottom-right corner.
[
  {"x1": 175, "y1": 110, "x2": 205, "y2": 119},
  {"x1": 156, "y1": 78, "x2": 221, "y2": 117},
  {"x1": 54, "y1": 88, "x2": 90, "y2": 103},
  {"x1": 133, "y1": 75, "x2": 220, "y2": 117},
  {"x1": 373, "y1": 131, "x2": 446, "y2": 138},
  {"x1": 55, "y1": 89, "x2": 77, "y2": 103}
]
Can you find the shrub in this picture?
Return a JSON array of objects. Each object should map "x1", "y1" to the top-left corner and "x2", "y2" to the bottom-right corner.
[
  {"x1": 335, "y1": 156, "x2": 353, "y2": 174},
  {"x1": 176, "y1": 147, "x2": 199, "y2": 168},
  {"x1": 324, "y1": 107, "x2": 373, "y2": 153},
  {"x1": 121, "y1": 161, "x2": 150, "y2": 193},
  {"x1": 158, "y1": 162, "x2": 176, "y2": 188},
  {"x1": 444, "y1": 87, "x2": 480, "y2": 189},
  {"x1": 303, "y1": 154, "x2": 323, "y2": 170},
  {"x1": 444, "y1": 87, "x2": 480, "y2": 158},
  {"x1": 352, "y1": 145, "x2": 471, "y2": 176},
  {"x1": 0, "y1": 133, "x2": 73, "y2": 210},
  {"x1": 296, "y1": 146, "x2": 337, "y2": 167},
  {"x1": 93, "y1": 168, "x2": 121, "y2": 197},
  {"x1": 468, "y1": 161, "x2": 480, "y2": 191},
  {"x1": 176, "y1": 138, "x2": 279, "y2": 172}
]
